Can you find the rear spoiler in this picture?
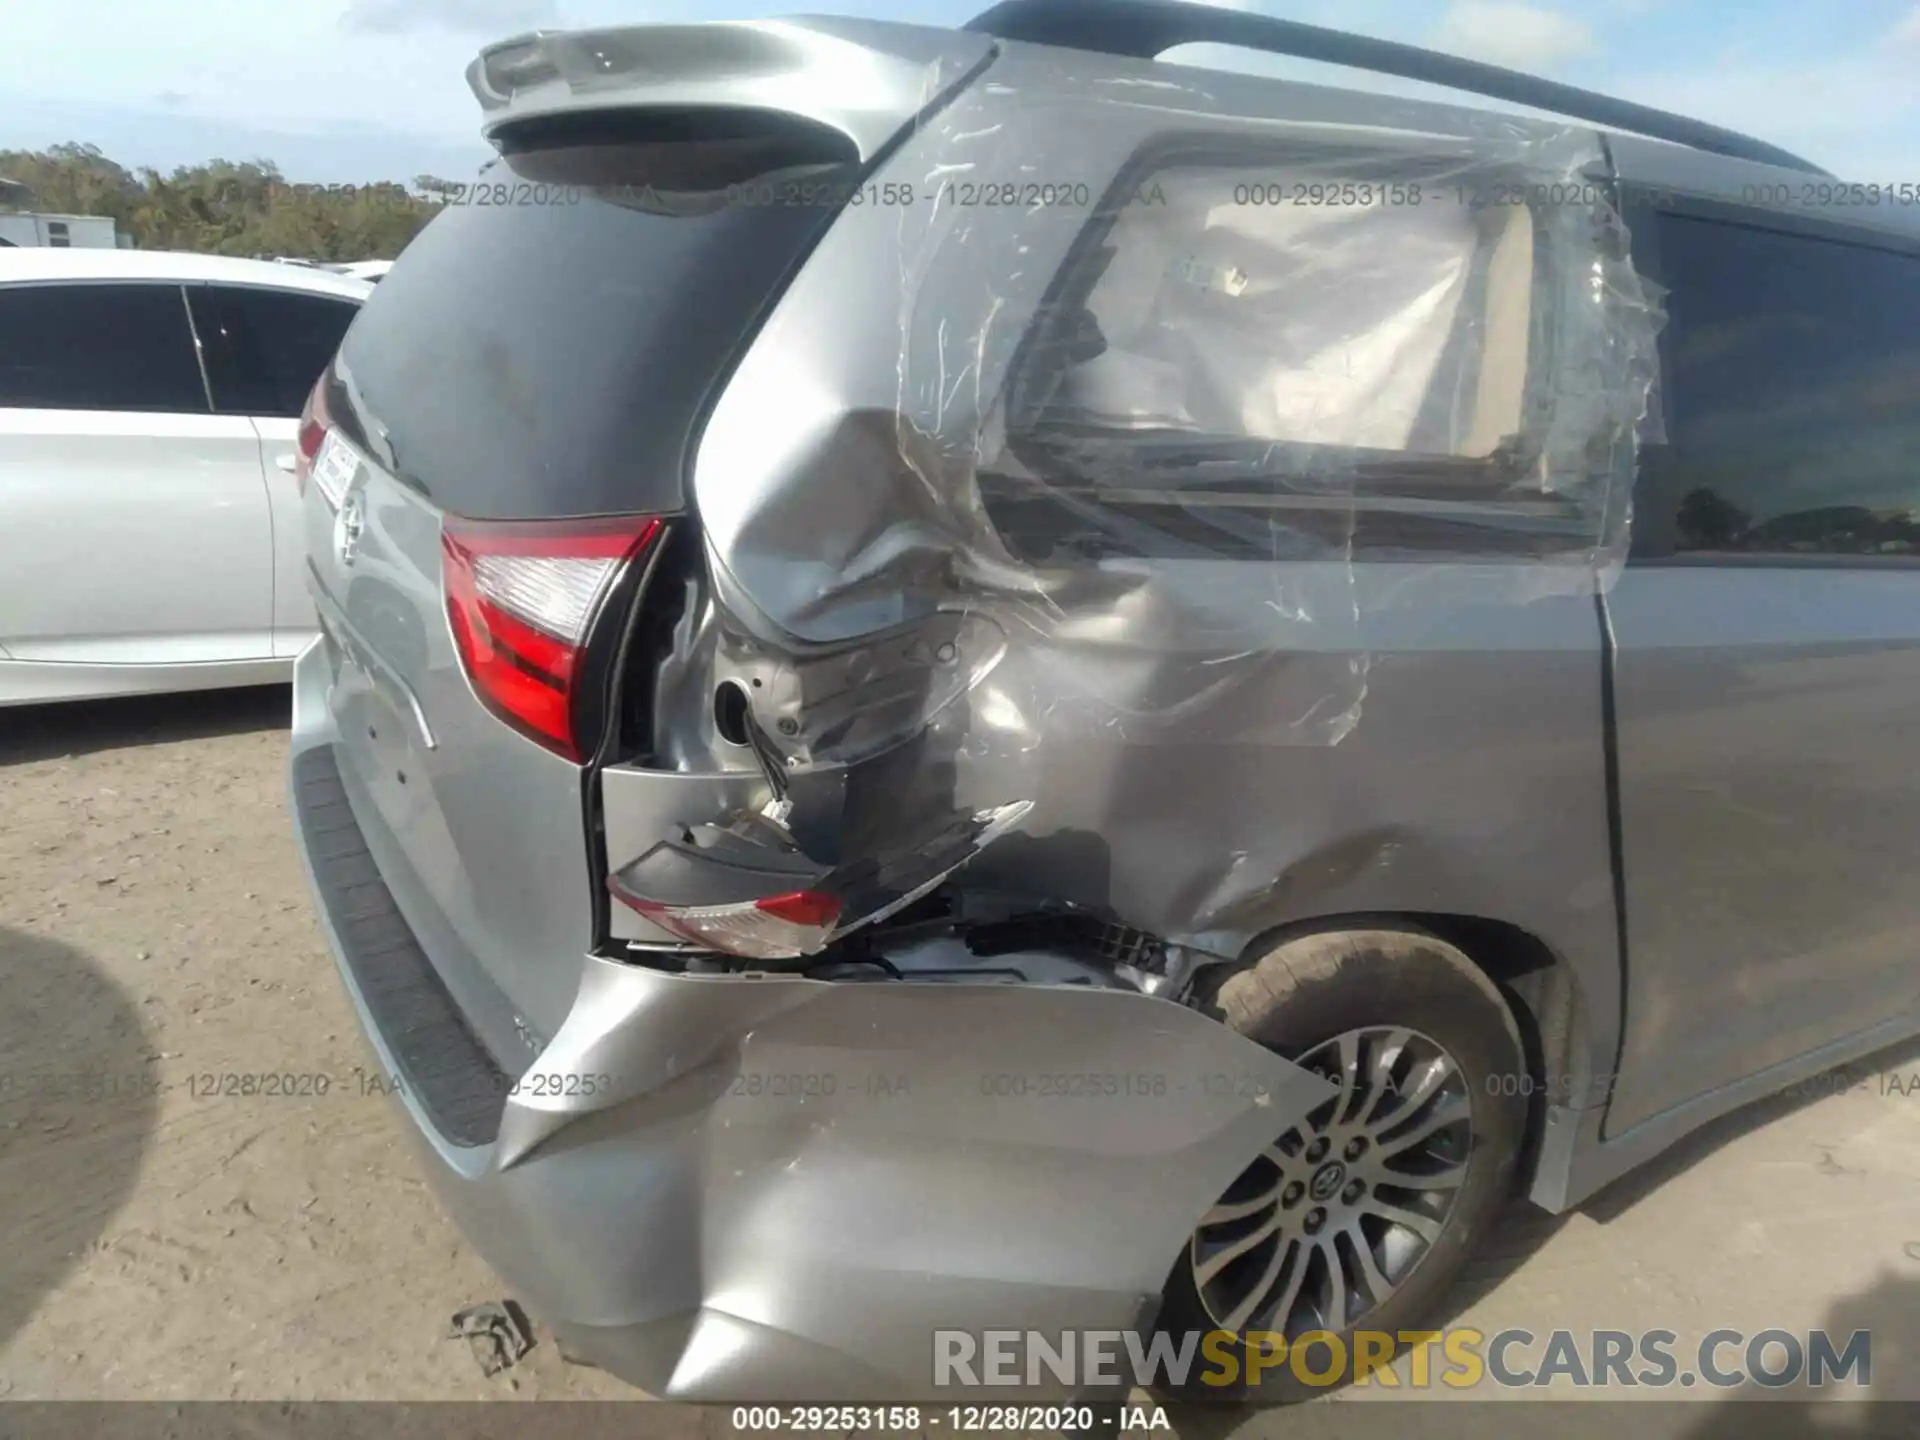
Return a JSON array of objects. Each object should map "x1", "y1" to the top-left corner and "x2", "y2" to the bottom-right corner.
[{"x1": 466, "y1": 17, "x2": 997, "y2": 161}]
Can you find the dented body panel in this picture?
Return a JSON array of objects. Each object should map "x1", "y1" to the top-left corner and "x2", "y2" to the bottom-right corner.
[
  {"x1": 295, "y1": 627, "x2": 1338, "y2": 1398},
  {"x1": 279, "y1": 8, "x2": 1787, "y2": 1403},
  {"x1": 612, "y1": 41, "x2": 1659, "y2": 1038}
]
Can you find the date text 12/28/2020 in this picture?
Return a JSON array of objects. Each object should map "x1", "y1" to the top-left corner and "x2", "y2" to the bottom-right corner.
[
  {"x1": 176, "y1": 1069, "x2": 614, "y2": 1100},
  {"x1": 729, "y1": 1405, "x2": 1172, "y2": 1433}
]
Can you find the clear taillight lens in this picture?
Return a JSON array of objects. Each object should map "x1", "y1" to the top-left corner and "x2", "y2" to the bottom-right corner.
[
  {"x1": 609, "y1": 885, "x2": 844, "y2": 960},
  {"x1": 441, "y1": 516, "x2": 662, "y2": 761}
]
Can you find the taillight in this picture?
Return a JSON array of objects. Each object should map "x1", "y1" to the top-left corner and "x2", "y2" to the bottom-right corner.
[
  {"x1": 442, "y1": 516, "x2": 662, "y2": 761},
  {"x1": 293, "y1": 375, "x2": 331, "y2": 497},
  {"x1": 609, "y1": 884, "x2": 844, "y2": 960}
]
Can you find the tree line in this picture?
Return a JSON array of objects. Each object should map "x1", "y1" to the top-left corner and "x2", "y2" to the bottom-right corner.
[{"x1": 0, "y1": 142, "x2": 462, "y2": 260}]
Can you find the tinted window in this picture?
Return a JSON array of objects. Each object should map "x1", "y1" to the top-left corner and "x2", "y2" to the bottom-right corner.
[
  {"x1": 192, "y1": 286, "x2": 359, "y2": 418},
  {"x1": 0, "y1": 283, "x2": 208, "y2": 412},
  {"x1": 333, "y1": 118, "x2": 857, "y2": 520},
  {"x1": 1650, "y1": 215, "x2": 1920, "y2": 557}
]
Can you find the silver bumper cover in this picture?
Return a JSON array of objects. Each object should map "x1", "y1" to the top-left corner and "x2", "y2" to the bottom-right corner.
[{"x1": 290, "y1": 636, "x2": 1336, "y2": 1400}]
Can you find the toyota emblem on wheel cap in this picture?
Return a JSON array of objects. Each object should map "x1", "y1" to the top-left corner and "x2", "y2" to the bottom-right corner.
[{"x1": 1309, "y1": 1161, "x2": 1347, "y2": 1201}]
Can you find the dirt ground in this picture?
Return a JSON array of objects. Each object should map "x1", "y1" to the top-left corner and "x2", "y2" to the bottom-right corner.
[{"x1": 2, "y1": 686, "x2": 1918, "y2": 1433}]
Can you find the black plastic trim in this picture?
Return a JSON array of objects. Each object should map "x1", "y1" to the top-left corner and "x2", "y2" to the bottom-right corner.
[{"x1": 292, "y1": 744, "x2": 512, "y2": 1148}]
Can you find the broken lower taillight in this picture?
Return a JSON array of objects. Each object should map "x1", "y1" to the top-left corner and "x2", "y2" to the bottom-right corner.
[
  {"x1": 442, "y1": 516, "x2": 662, "y2": 761},
  {"x1": 609, "y1": 886, "x2": 845, "y2": 961},
  {"x1": 292, "y1": 374, "x2": 331, "y2": 497}
]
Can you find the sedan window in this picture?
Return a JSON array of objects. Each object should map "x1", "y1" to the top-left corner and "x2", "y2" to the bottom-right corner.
[{"x1": 0, "y1": 282, "x2": 209, "y2": 413}]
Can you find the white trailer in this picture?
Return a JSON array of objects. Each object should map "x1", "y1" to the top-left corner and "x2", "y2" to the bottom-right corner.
[{"x1": 0, "y1": 212, "x2": 122, "y2": 249}]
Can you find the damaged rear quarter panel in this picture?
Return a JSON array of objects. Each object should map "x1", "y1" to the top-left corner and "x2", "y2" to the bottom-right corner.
[
  {"x1": 638, "y1": 47, "x2": 1660, "y2": 1054},
  {"x1": 422, "y1": 958, "x2": 1340, "y2": 1399}
]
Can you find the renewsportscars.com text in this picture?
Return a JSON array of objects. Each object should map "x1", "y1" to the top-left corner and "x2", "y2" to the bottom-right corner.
[{"x1": 934, "y1": 1327, "x2": 1871, "y2": 1390}]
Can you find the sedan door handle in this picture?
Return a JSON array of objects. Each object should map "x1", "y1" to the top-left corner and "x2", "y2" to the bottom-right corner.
[{"x1": 274, "y1": 453, "x2": 298, "y2": 473}]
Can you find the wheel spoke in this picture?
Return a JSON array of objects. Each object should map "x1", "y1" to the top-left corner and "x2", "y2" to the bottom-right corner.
[
  {"x1": 1319, "y1": 1238, "x2": 1349, "y2": 1333},
  {"x1": 1202, "y1": 1188, "x2": 1281, "y2": 1226},
  {"x1": 1258, "y1": 1237, "x2": 1313, "y2": 1334},
  {"x1": 1194, "y1": 1211, "x2": 1283, "y2": 1286},
  {"x1": 1372, "y1": 1157, "x2": 1468, "y2": 1191},
  {"x1": 1328, "y1": 1031, "x2": 1361, "y2": 1125},
  {"x1": 1221, "y1": 1236, "x2": 1298, "y2": 1333},
  {"x1": 1373, "y1": 1050, "x2": 1455, "y2": 1127},
  {"x1": 1377, "y1": 1093, "x2": 1470, "y2": 1160},
  {"x1": 1260, "y1": 1142, "x2": 1300, "y2": 1170},
  {"x1": 1352, "y1": 1028, "x2": 1411, "y2": 1128},
  {"x1": 1364, "y1": 1197, "x2": 1443, "y2": 1244},
  {"x1": 1343, "y1": 1219, "x2": 1397, "y2": 1305}
]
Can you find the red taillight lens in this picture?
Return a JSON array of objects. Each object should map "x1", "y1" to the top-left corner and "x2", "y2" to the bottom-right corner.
[
  {"x1": 293, "y1": 375, "x2": 331, "y2": 497},
  {"x1": 441, "y1": 516, "x2": 662, "y2": 761},
  {"x1": 754, "y1": 890, "x2": 843, "y2": 928},
  {"x1": 609, "y1": 883, "x2": 844, "y2": 960}
]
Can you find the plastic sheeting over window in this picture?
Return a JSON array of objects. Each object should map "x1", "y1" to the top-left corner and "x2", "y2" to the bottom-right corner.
[
  {"x1": 693, "y1": 90, "x2": 1663, "y2": 759},
  {"x1": 970, "y1": 140, "x2": 1662, "y2": 586},
  {"x1": 572, "y1": 50, "x2": 1687, "y2": 966},
  {"x1": 1021, "y1": 167, "x2": 1533, "y2": 455},
  {"x1": 656, "y1": 58, "x2": 1667, "y2": 955}
]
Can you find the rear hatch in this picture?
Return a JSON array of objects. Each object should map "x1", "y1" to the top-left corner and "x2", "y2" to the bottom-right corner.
[{"x1": 299, "y1": 19, "x2": 994, "y2": 1053}]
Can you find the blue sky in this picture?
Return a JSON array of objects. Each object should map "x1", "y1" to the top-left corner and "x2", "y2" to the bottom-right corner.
[{"x1": 0, "y1": 0, "x2": 1914, "y2": 184}]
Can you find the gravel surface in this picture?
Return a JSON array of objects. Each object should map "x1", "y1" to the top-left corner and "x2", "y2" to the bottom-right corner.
[
  {"x1": 0, "y1": 688, "x2": 644, "y2": 1405},
  {"x1": 2, "y1": 686, "x2": 1917, "y2": 1432}
]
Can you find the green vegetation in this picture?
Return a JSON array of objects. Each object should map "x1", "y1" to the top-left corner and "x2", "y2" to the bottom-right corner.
[{"x1": 0, "y1": 143, "x2": 454, "y2": 259}]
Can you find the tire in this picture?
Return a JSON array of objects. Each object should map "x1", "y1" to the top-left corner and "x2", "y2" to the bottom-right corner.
[{"x1": 1155, "y1": 925, "x2": 1527, "y2": 1403}]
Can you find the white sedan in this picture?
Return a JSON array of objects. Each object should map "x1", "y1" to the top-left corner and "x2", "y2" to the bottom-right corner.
[{"x1": 0, "y1": 249, "x2": 369, "y2": 705}]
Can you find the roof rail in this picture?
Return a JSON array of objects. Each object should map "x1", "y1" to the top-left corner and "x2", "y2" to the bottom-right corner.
[{"x1": 964, "y1": 0, "x2": 1828, "y2": 176}]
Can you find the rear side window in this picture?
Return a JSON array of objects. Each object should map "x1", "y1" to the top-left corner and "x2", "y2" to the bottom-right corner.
[
  {"x1": 191, "y1": 286, "x2": 360, "y2": 418},
  {"x1": 0, "y1": 283, "x2": 208, "y2": 413},
  {"x1": 332, "y1": 115, "x2": 858, "y2": 520},
  {"x1": 1647, "y1": 215, "x2": 1920, "y2": 557},
  {"x1": 990, "y1": 152, "x2": 1560, "y2": 562},
  {"x1": 1013, "y1": 169, "x2": 1533, "y2": 457}
]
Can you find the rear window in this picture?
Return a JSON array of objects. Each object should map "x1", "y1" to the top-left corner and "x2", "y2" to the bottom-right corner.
[{"x1": 332, "y1": 116, "x2": 858, "y2": 520}]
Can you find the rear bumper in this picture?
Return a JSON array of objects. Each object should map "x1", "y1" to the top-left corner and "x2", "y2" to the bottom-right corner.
[{"x1": 289, "y1": 637, "x2": 1333, "y2": 1401}]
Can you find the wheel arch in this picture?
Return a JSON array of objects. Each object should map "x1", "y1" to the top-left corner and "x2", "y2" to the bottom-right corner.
[{"x1": 1206, "y1": 910, "x2": 1603, "y2": 1209}]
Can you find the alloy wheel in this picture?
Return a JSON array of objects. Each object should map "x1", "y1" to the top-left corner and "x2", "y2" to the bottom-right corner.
[{"x1": 1188, "y1": 1025, "x2": 1474, "y2": 1337}]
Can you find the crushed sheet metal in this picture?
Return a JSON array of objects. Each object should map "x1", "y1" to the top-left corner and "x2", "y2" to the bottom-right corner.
[
  {"x1": 667, "y1": 47, "x2": 1664, "y2": 947},
  {"x1": 471, "y1": 958, "x2": 1340, "y2": 1399},
  {"x1": 699, "y1": 74, "x2": 1663, "y2": 745}
]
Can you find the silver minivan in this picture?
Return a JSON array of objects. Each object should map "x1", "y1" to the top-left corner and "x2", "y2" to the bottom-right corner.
[{"x1": 288, "y1": 0, "x2": 1920, "y2": 1403}]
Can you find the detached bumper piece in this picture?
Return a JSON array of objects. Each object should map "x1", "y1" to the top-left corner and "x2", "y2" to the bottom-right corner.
[
  {"x1": 608, "y1": 799, "x2": 1032, "y2": 960},
  {"x1": 448, "y1": 1300, "x2": 536, "y2": 1377}
]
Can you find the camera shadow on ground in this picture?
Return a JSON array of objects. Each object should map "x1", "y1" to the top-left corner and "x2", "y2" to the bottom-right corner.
[{"x1": 0, "y1": 924, "x2": 160, "y2": 1351}]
